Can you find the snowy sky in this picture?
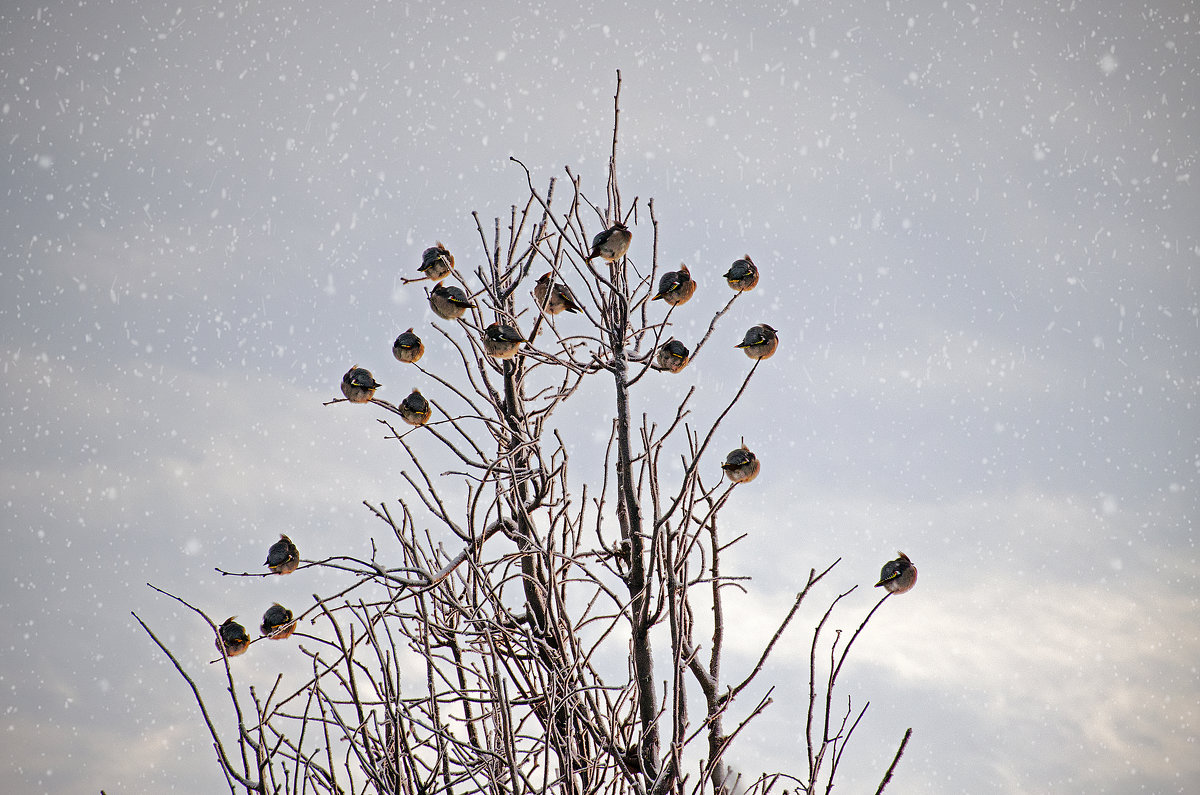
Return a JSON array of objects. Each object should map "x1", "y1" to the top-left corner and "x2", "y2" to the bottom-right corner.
[{"x1": 2, "y1": 1, "x2": 1197, "y2": 792}]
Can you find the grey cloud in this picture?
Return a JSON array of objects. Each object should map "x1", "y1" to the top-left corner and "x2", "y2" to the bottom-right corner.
[{"x1": 2, "y1": 0, "x2": 1196, "y2": 793}]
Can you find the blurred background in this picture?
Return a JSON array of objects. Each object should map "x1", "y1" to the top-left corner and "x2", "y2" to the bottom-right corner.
[{"x1": 2, "y1": 0, "x2": 1196, "y2": 792}]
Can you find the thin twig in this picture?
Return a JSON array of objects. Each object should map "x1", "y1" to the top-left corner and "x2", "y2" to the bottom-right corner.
[{"x1": 874, "y1": 728, "x2": 913, "y2": 795}]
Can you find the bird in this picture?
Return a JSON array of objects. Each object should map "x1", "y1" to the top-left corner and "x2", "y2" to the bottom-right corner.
[
  {"x1": 652, "y1": 264, "x2": 696, "y2": 307},
  {"x1": 721, "y1": 444, "x2": 760, "y2": 484},
  {"x1": 265, "y1": 534, "x2": 300, "y2": 575},
  {"x1": 723, "y1": 255, "x2": 759, "y2": 292},
  {"x1": 429, "y1": 281, "x2": 475, "y2": 320},
  {"x1": 482, "y1": 322, "x2": 525, "y2": 360},
  {"x1": 735, "y1": 324, "x2": 779, "y2": 360},
  {"x1": 260, "y1": 603, "x2": 297, "y2": 640},
  {"x1": 875, "y1": 552, "x2": 917, "y2": 594},
  {"x1": 655, "y1": 339, "x2": 690, "y2": 373},
  {"x1": 392, "y1": 328, "x2": 425, "y2": 364},
  {"x1": 418, "y1": 242, "x2": 454, "y2": 282},
  {"x1": 341, "y1": 366, "x2": 381, "y2": 403},
  {"x1": 399, "y1": 388, "x2": 432, "y2": 426},
  {"x1": 534, "y1": 272, "x2": 584, "y2": 315},
  {"x1": 216, "y1": 617, "x2": 251, "y2": 657},
  {"x1": 585, "y1": 222, "x2": 632, "y2": 262}
]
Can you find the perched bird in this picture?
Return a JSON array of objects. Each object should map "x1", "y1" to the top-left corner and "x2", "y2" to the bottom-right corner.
[
  {"x1": 652, "y1": 264, "x2": 696, "y2": 307},
  {"x1": 341, "y1": 366, "x2": 381, "y2": 403},
  {"x1": 216, "y1": 617, "x2": 251, "y2": 658},
  {"x1": 265, "y1": 534, "x2": 300, "y2": 575},
  {"x1": 399, "y1": 388, "x2": 432, "y2": 426},
  {"x1": 875, "y1": 552, "x2": 917, "y2": 594},
  {"x1": 586, "y1": 222, "x2": 632, "y2": 262},
  {"x1": 534, "y1": 272, "x2": 584, "y2": 315},
  {"x1": 721, "y1": 444, "x2": 761, "y2": 484},
  {"x1": 429, "y1": 281, "x2": 475, "y2": 320},
  {"x1": 723, "y1": 255, "x2": 760, "y2": 292},
  {"x1": 482, "y1": 322, "x2": 525, "y2": 360},
  {"x1": 735, "y1": 324, "x2": 779, "y2": 360},
  {"x1": 418, "y1": 242, "x2": 454, "y2": 282},
  {"x1": 260, "y1": 603, "x2": 297, "y2": 640},
  {"x1": 655, "y1": 339, "x2": 690, "y2": 373},
  {"x1": 392, "y1": 328, "x2": 425, "y2": 364}
]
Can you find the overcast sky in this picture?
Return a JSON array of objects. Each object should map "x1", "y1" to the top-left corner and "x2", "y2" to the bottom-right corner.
[{"x1": 2, "y1": 0, "x2": 1197, "y2": 792}]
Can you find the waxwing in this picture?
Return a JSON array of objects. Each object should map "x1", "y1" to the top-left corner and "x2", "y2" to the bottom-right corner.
[
  {"x1": 216, "y1": 617, "x2": 250, "y2": 658},
  {"x1": 723, "y1": 255, "x2": 759, "y2": 292},
  {"x1": 534, "y1": 272, "x2": 584, "y2": 315},
  {"x1": 655, "y1": 339, "x2": 690, "y2": 373},
  {"x1": 482, "y1": 322, "x2": 526, "y2": 360},
  {"x1": 418, "y1": 241, "x2": 455, "y2": 282},
  {"x1": 399, "y1": 388, "x2": 432, "y2": 426},
  {"x1": 265, "y1": 534, "x2": 300, "y2": 575},
  {"x1": 429, "y1": 281, "x2": 475, "y2": 320},
  {"x1": 260, "y1": 603, "x2": 297, "y2": 639},
  {"x1": 341, "y1": 366, "x2": 381, "y2": 403},
  {"x1": 585, "y1": 222, "x2": 632, "y2": 262},
  {"x1": 392, "y1": 328, "x2": 425, "y2": 364},
  {"x1": 721, "y1": 444, "x2": 760, "y2": 484},
  {"x1": 735, "y1": 324, "x2": 779, "y2": 361},
  {"x1": 875, "y1": 552, "x2": 917, "y2": 595},
  {"x1": 652, "y1": 264, "x2": 696, "y2": 307}
]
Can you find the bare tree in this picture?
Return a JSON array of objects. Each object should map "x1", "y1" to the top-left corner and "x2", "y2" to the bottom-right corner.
[{"x1": 137, "y1": 72, "x2": 911, "y2": 795}]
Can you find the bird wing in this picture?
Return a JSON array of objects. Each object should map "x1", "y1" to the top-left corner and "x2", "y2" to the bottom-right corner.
[
  {"x1": 591, "y1": 229, "x2": 612, "y2": 250},
  {"x1": 874, "y1": 566, "x2": 899, "y2": 587},
  {"x1": 737, "y1": 328, "x2": 769, "y2": 347},
  {"x1": 654, "y1": 273, "x2": 684, "y2": 299}
]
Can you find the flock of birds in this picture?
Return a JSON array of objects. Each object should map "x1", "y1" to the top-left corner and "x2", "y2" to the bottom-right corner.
[
  {"x1": 336, "y1": 227, "x2": 780, "y2": 436},
  {"x1": 215, "y1": 534, "x2": 300, "y2": 657},
  {"x1": 214, "y1": 224, "x2": 915, "y2": 659}
]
